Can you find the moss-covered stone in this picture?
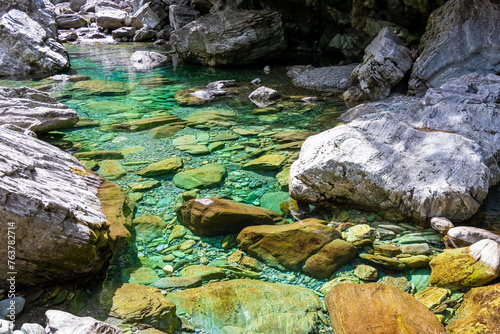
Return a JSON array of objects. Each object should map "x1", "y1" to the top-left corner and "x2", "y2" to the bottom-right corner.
[
  {"x1": 136, "y1": 157, "x2": 183, "y2": 177},
  {"x1": 100, "y1": 282, "x2": 180, "y2": 333}
]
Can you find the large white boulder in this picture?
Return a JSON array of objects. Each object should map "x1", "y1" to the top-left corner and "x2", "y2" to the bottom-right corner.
[
  {"x1": 290, "y1": 73, "x2": 500, "y2": 222},
  {"x1": 0, "y1": 126, "x2": 112, "y2": 288}
]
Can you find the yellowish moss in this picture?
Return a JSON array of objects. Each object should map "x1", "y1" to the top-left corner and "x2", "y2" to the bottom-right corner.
[{"x1": 70, "y1": 167, "x2": 90, "y2": 177}]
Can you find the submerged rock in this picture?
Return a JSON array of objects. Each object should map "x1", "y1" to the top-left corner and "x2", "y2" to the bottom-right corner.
[
  {"x1": 325, "y1": 283, "x2": 446, "y2": 334},
  {"x1": 343, "y1": 27, "x2": 412, "y2": 102},
  {"x1": 130, "y1": 51, "x2": 169, "y2": 71},
  {"x1": 186, "y1": 109, "x2": 237, "y2": 128},
  {"x1": 409, "y1": 0, "x2": 500, "y2": 94},
  {"x1": 111, "y1": 115, "x2": 186, "y2": 132},
  {"x1": 237, "y1": 219, "x2": 341, "y2": 271},
  {"x1": 177, "y1": 197, "x2": 283, "y2": 236},
  {"x1": 0, "y1": 9, "x2": 69, "y2": 77},
  {"x1": 96, "y1": 179, "x2": 133, "y2": 250},
  {"x1": 0, "y1": 86, "x2": 78, "y2": 132},
  {"x1": 0, "y1": 127, "x2": 110, "y2": 288},
  {"x1": 167, "y1": 279, "x2": 322, "y2": 334},
  {"x1": 171, "y1": 9, "x2": 286, "y2": 66},
  {"x1": 172, "y1": 163, "x2": 226, "y2": 190},
  {"x1": 290, "y1": 73, "x2": 500, "y2": 222},
  {"x1": 136, "y1": 157, "x2": 183, "y2": 177}
]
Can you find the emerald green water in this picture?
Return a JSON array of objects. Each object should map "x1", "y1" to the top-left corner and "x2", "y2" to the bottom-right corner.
[
  {"x1": 0, "y1": 42, "x2": 352, "y2": 289},
  {"x1": 3, "y1": 43, "x2": 465, "y2": 331}
]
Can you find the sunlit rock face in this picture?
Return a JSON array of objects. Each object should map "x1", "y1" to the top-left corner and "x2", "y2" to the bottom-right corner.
[
  {"x1": 0, "y1": 86, "x2": 78, "y2": 132},
  {"x1": 409, "y1": 0, "x2": 500, "y2": 94},
  {"x1": 290, "y1": 73, "x2": 500, "y2": 222},
  {"x1": 0, "y1": 126, "x2": 111, "y2": 289},
  {"x1": 0, "y1": 9, "x2": 69, "y2": 78}
]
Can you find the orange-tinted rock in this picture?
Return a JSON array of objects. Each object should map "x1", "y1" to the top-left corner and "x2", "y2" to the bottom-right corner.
[
  {"x1": 325, "y1": 283, "x2": 446, "y2": 334},
  {"x1": 446, "y1": 283, "x2": 500, "y2": 334},
  {"x1": 97, "y1": 179, "x2": 134, "y2": 250},
  {"x1": 237, "y1": 220, "x2": 341, "y2": 271},
  {"x1": 177, "y1": 198, "x2": 284, "y2": 236},
  {"x1": 302, "y1": 239, "x2": 357, "y2": 279}
]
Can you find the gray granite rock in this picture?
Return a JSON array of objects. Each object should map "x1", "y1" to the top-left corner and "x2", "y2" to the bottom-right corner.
[
  {"x1": 343, "y1": 27, "x2": 412, "y2": 102},
  {"x1": 287, "y1": 64, "x2": 357, "y2": 93},
  {"x1": 169, "y1": 4, "x2": 199, "y2": 30},
  {"x1": 45, "y1": 310, "x2": 122, "y2": 334},
  {"x1": 171, "y1": 9, "x2": 286, "y2": 66},
  {"x1": 0, "y1": 127, "x2": 111, "y2": 288},
  {"x1": 409, "y1": 0, "x2": 500, "y2": 94},
  {"x1": 290, "y1": 73, "x2": 500, "y2": 222},
  {"x1": 0, "y1": 86, "x2": 78, "y2": 133},
  {"x1": 0, "y1": 9, "x2": 69, "y2": 78}
]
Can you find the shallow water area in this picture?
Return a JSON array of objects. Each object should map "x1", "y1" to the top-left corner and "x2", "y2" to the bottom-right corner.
[{"x1": 1, "y1": 42, "x2": 459, "y2": 332}]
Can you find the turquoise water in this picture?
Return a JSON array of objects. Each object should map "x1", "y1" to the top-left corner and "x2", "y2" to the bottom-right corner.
[
  {"x1": 3, "y1": 43, "x2": 468, "y2": 331},
  {"x1": 0, "y1": 42, "x2": 352, "y2": 289}
]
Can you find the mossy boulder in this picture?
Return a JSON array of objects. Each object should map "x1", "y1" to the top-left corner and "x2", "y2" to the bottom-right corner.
[
  {"x1": 166, "y1": 279, "x2": 322, "y2": 333},
  {"x1": 100, "y1": 283, "x2": 180, "y2": 333},
  {"x1": 172, "y1": 163, "x2": 226, "y2": 190},
  {"x1": 430, "y1": 239, "x2": 500, "y2": 290},
  {"x1": 136, "y1": 157, "x2": 183, "y2": 177}
]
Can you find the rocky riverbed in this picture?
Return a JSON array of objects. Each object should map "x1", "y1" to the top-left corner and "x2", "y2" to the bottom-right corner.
[{"x1": 1, "y1": 0, "x2": 500, "y2": 334}]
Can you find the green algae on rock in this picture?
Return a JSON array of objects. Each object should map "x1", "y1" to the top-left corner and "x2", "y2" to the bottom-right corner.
[
  {"x1": 136, "y1": 157, "x2": 183, "y2": 177},
  {"x1": 446, "y1": 283, "x2": 500, "y2": 334},
  {"x1": 100, "y1": 282, "x2": 180, "y2": 333},
  {"x1": 167, "y1": 279, "x2": 322, "y2": 334},
  {"x1": 172, "y1": 163, "x2": 226, "y2": 190},
  {"x1": 72, "y1": 80, "x2": 132, "y2": 96},
  {"x1": 429, "y1": 239, "x2": 500, "y2": 290}
]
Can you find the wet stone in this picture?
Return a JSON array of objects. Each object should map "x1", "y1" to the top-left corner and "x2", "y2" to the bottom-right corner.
[
  {"x1": 374, "y1": 244, "x2": 401, "y2": 257},
  {"x1": 398, "y1": 255, "x2": 431, "y2": 269},
  {"x1": 128, "y1": 180, "x2": 160, "y2": 192},
  {"x1": 122, "y1": 267, "x2": 159, "y2": 285},
  {"x1": 400, "y1": 243, "x2": 431, "y2": 255},
  {"x1": 73, "y1": 150, "x2": 124, "y2": 160},
  {"x1": 97, "y1": 160, "x2": 126, "y2": 180},
  {"x1": 180, "y1": 265, "x2": 225, "y2": 281},
  {"x1": 172, "y1": 163, "x2": 226, "y2": 190},
  {"x1": 353, "y1": 264, "x2": 378, "y2": 281},
  {"x1": 153, "y1": 276, "x2": 202, "y2": 289},
  {"x1": 414, "y1": 287, "x2": 451, "y2": 312},
  {"x1": 150, "y1": 125, "x2": 184, "y2": 139},
  {"x1": 243, "y1": 154, "x2": 287, "y2": 170},
  {"x1": 175, "y1": 144, "x2": 210, "y2": 155},
  {"x1": 377, "y1": 276, "x2": 412, "y2": 292},
  {"x1": 136, "y1": 157, "x2": 183, "y2": 177},
  {"x1": 359, "y1": 253, "x2": 406, "y2": 271}
]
